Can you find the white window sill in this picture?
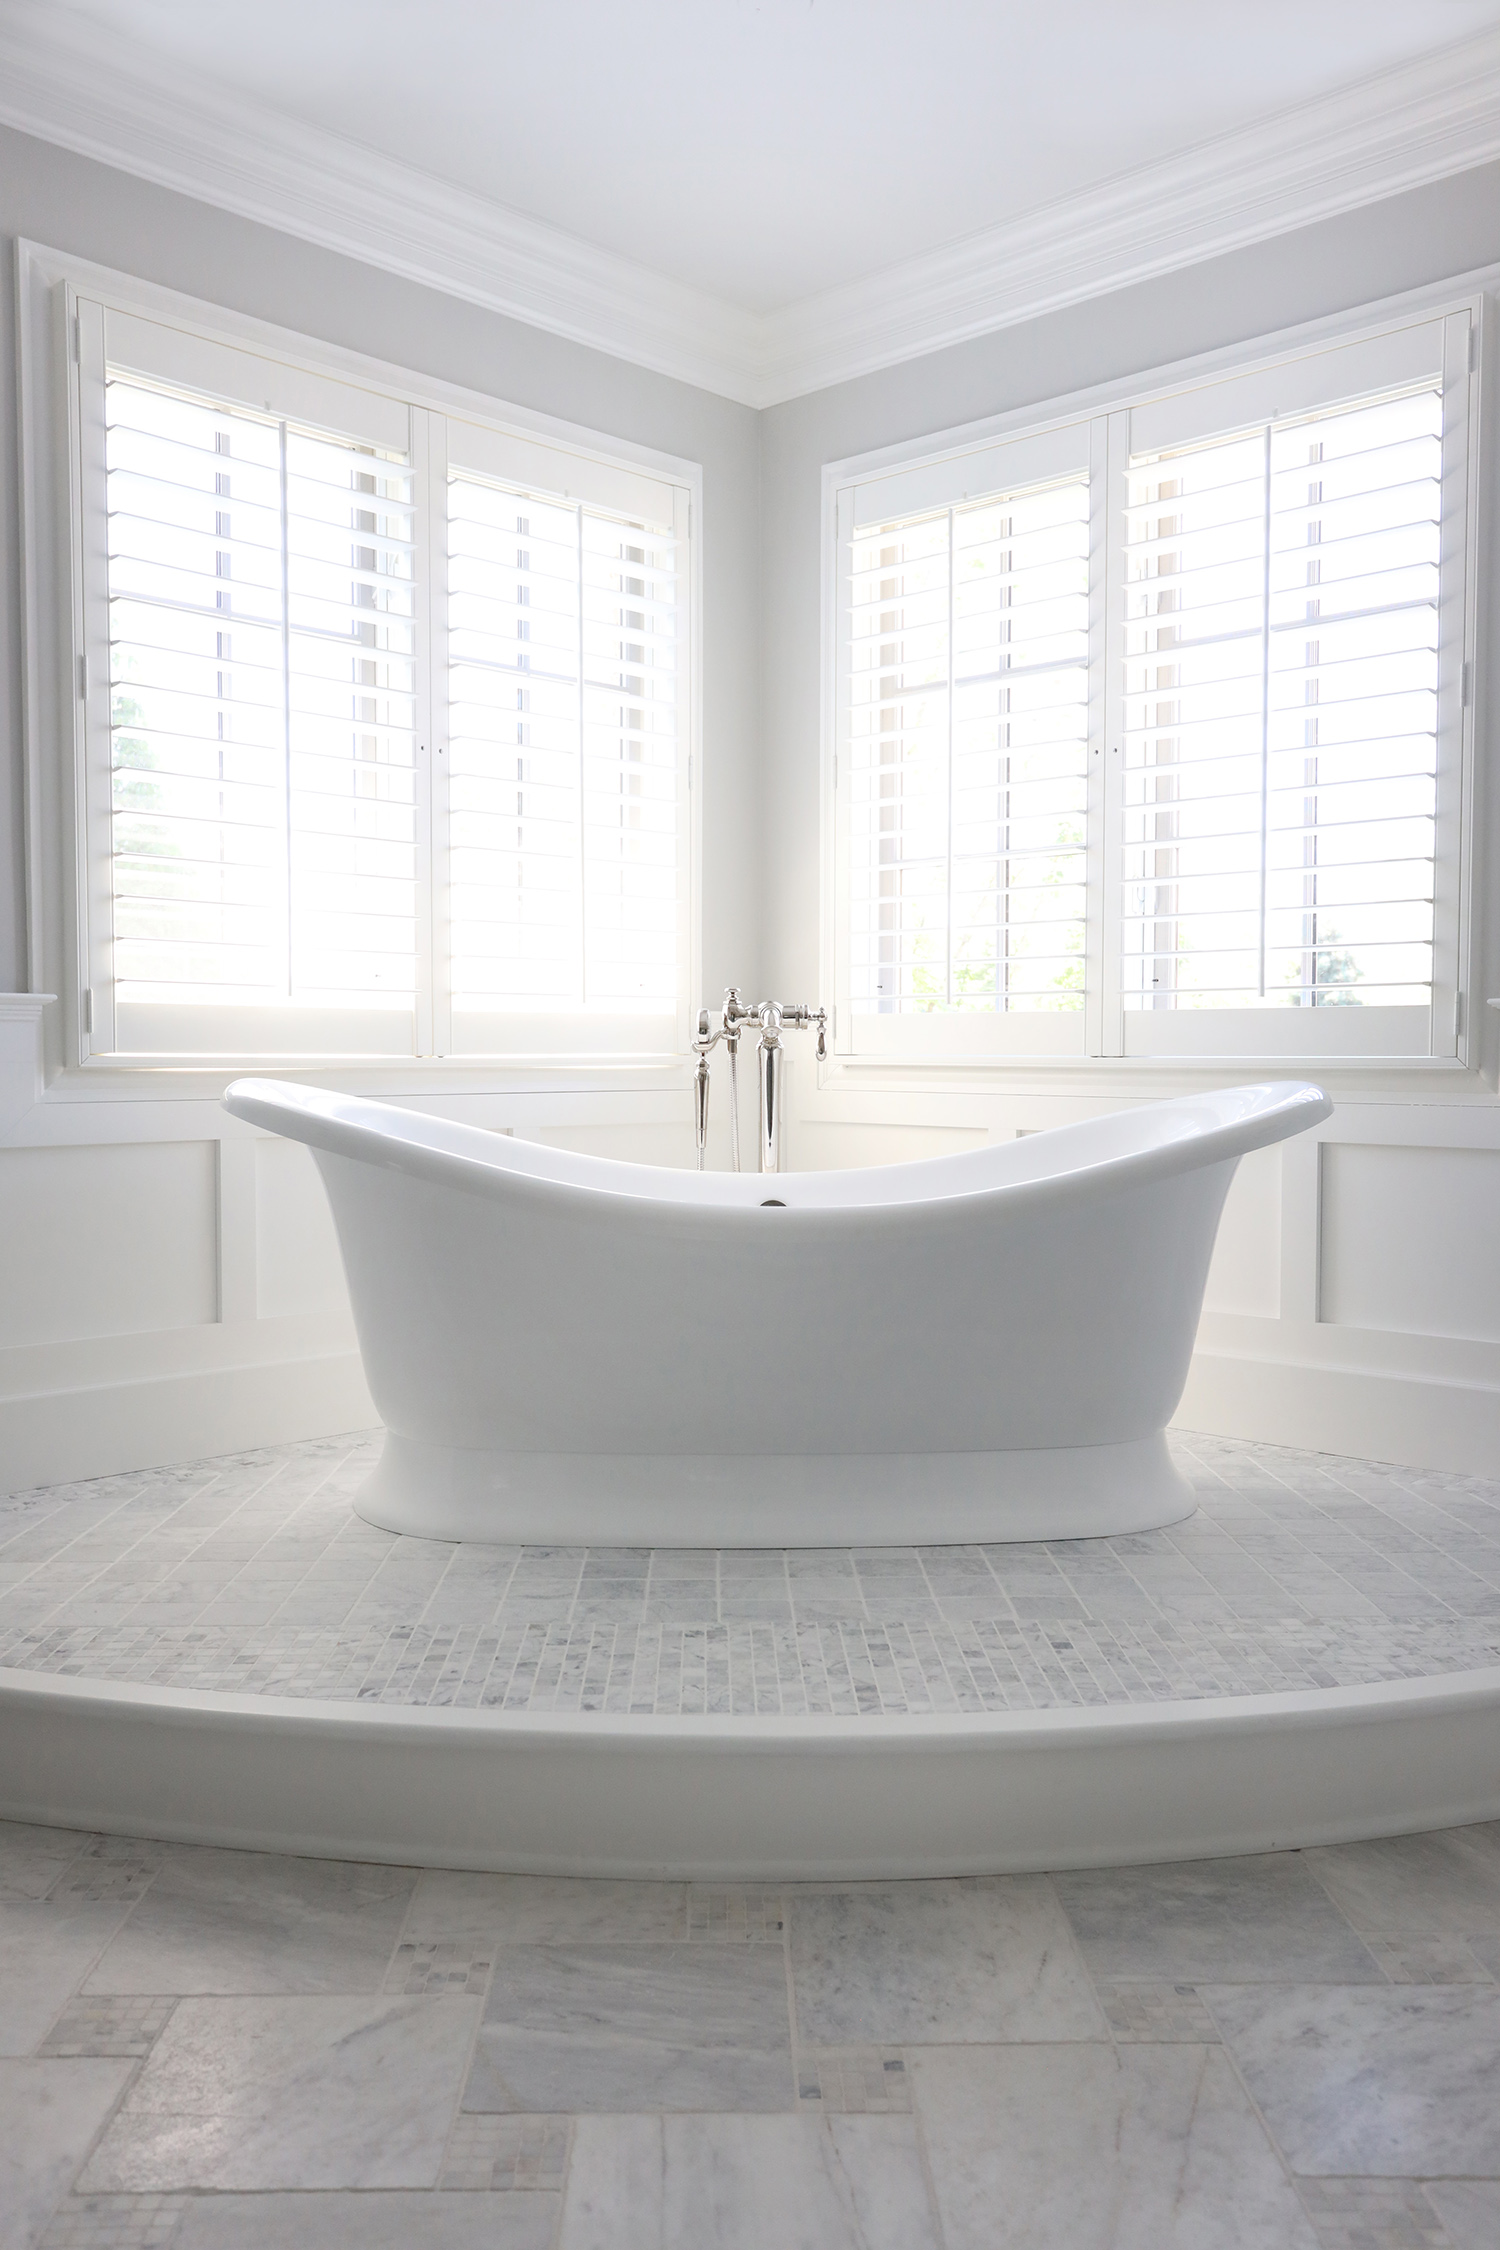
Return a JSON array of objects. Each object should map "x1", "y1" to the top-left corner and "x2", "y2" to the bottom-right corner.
[{"x1": 37, "y1": 1050, "x2": 696, "y2": 1103}]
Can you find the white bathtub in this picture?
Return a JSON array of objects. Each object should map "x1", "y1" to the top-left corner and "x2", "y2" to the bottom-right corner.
[{"x1": 223, "y1": 1078, "x2": 1330, "y2": 1546}]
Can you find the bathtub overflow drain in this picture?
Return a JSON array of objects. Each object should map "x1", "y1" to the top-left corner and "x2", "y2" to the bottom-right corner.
[{"x1": 760, "y1": 1197, "x2": 786, "y2": 1207}]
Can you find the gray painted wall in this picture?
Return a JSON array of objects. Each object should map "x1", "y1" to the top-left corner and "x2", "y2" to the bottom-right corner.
[
  {"x1": 6, "y1": 125, "x2": 1500, "y2": 1048},
  {"x1": 759, "y1": 160, "x2": 1500, "y2": 1037},
  {"x1": 0, "y1": 121, "x2": 763, "y2": 1004}
]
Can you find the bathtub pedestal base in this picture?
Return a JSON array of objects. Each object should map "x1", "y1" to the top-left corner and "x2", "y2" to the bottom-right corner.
[{"x1": 353, "y1": 1429, "x2": 1196, "y2": 1546}]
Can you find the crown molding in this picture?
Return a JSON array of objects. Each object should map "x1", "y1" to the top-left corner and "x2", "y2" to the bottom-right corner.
[
  {"x1": 761, "y1": 23, "x2": 1500, "y2": 402},
  {"x1": 2, "y1": 10, "x2": 1500, "y2": 409},
  {"x1": 0, "y1": 8, "x2": 764, "y2": 405}
]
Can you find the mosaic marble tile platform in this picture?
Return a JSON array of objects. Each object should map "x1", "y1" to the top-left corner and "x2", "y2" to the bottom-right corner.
[{"x1": 2, "y1": 1431, "x2": 1500, "y2": 1715}]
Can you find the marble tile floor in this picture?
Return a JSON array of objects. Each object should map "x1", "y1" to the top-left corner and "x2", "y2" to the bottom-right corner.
[
  {"x1": 7, "y1": 1818, "x2": 1500, "y2": 2247},
  {"x1": 4, "y1": 1430, "x2": 1500, "y2": 1716}
]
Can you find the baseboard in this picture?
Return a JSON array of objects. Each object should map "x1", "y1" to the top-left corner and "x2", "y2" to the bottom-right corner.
[
  {"x1": 1176, "y1": 1350, "x2": 1500, "y2": 1478},
  {"x1": 3, "y1": 1339, "x2": 1494, "y2": 1500},
  {"x1": 0, "y1": 1350, "x2": 375, "y2": 1494}
]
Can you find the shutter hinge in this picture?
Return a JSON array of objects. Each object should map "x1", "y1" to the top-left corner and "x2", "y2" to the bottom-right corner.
[
  {"x1": 1455, "y1": 991, "x2": 1466, "y2": 1040},
  {"x1": 1463, "y1": 659, "x2": 1473, "y2": 708},
  {"x1": 1471, "y1": 324, "x2": 1479, "y2": 375},
  {"x1": 78, "y1": 652, "x2": 88, "y2": 701},
  {"x1": 72, "y1": 312, "x2": 80, "y2": 365},
  {"x1": 82, "y1": 987, "x2": 93, "y2": 1035}
]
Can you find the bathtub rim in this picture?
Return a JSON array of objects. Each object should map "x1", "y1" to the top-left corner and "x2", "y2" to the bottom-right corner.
[{"x1": 221, "y1": 1075, "x2": 1332, "y2": 1217}]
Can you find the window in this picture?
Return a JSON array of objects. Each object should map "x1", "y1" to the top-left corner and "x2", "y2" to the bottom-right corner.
[
  {"x1": 849, "y1": 476, "x2": 1090, "y2": 1021},
  {"x1": 831, "y1": 309, "x2": 1476, "y2": 1065},
  {"x1": 443, "y1": 434, "x2": 681, "y2": 1053},
  {"x1": 72, "y1": 299, "x2": 693, "y2": 1063}
]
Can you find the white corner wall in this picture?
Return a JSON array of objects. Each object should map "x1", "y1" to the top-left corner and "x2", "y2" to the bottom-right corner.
[
  {"x1": 0, "y1": 994, "x2": 724, "y2": 1489},
  {"x1": 5, "y1": 131, "x2": 1500, "y2": 1490},
  {"x1": 0, "y1": 124, "x2": 759, "y2": 1491},
  {"x1": 757, "y1": 162, "x2": 1500, "y2": 1481}
]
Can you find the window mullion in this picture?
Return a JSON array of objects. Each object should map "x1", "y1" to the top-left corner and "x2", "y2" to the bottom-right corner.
[
  {"x1": 411, "y1": 407, "x2": 436, "y2": 1057},
  {"x1": 576, "y1": 500, "x2": 587, "y2": 1009},
  {"x1": 1098, "y1": 409, "x2": 1130, "y2": 1057},
  {"x1": 1429, "y1": 306, "x2": 1476, "y2": 1061},
  {"x1": 277, "y1": 416, "x2": 293, "y2": 1000},
  {"x1": 945, "y1": 505, "x2": 955, "y2": 1010},
  {"x1": 1257, "y1": 422, "x2": 1273, "y2": 1000},
  {"x1": 428, "y1": 414, "x2": 452, "y2": 1059},
  {"x1": 75, "y1": 294, "x2": 116, "y2": 1062}
]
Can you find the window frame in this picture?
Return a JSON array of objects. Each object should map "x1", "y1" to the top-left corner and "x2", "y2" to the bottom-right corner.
[
  {"x1": 821, "y1": 282, "x2": 1486, "y2": 1080},
  {"x1": 18, "y1": 240, "x2": 703, "y2": 1080}
]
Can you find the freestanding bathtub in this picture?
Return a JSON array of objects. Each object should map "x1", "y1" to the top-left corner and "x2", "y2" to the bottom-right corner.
[{"x1": 223, "y1": 1077, "x2": 1330, "y2": 1546}]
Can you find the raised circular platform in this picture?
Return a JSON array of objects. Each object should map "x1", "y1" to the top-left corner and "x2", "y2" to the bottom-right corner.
[{"x1": 2, "y1": 1430, "x2": 1498, "y2": 1875}]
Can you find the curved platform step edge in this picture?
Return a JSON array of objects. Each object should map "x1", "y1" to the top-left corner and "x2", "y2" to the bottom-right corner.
[{"x1": 1, "y1": 1666, "x2": 1497, "y2": 1879}]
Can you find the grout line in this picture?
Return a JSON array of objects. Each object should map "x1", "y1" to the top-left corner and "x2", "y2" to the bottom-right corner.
[{"x1": 10, "y1": 1434, "x2": 1500, "y2": 1713}]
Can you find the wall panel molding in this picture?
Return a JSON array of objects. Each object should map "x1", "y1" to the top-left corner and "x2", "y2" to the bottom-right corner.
[
  {"x1": 0, "y1": 996, "x2": 52, "y2": 1137},
  {"x1": 216, "y1": 1140, "x2": 258, "y2": 1326},
  {"x1": 0, "y1": 1139, "x2": 218, "y2": 1348},
  {"x1": 787, "y1": 1075, "x2": 1500, "y2": 1478},
  {"x1": 5, "y1": 996, "x2": 1500, "y2": 1486},
  {"x1": 0, "y1": 1040, "x2": 697, "y2": 1489},
  {"x1": 1320, "y1": 1142, "x2": 1500, "y2": 1343}
]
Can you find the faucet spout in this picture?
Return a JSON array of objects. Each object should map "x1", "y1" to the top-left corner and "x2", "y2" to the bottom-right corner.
[{"x1": 758, "y1": 1013, "x2": 784, "y2": 1175}]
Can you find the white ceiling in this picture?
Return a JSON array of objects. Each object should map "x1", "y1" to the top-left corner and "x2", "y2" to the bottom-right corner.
[{"x1": 33, "y1": 0, "x2": 1500, "y2": 314}]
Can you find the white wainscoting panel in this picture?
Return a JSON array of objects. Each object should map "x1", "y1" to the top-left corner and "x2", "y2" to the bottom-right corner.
[
  {"x1": 5, "y1": 983, "x2": 1500, "y2": 1489},
  {"x1": 0, "y1": 1139, "x2": 217, "y2": 1346},
  {"x1": 1203, "y1": 1142, "x2": 1283, "y2": 1320},
  {"x1": 785, "y1": 1060, "x2": 1500, "y2": 1478},
  {"x1": 0, "y1": 996, "x2": 705, "y2": 1492},
  {"x1": 1320, "y1": 1142, "x2": 1500, "y2": 1342},
  {"x1": 529, "y1": 1121, "x2": 693, "y2": 1167},
  {"x1": 794, "y1": 1120, "x2": 988, "y2": 1170},
  {"x1": 254, "y1": 1137, "x2": 350, "y2": 1322}
]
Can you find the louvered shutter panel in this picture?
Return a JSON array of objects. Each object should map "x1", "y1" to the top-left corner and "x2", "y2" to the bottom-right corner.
[
  {"x1": 444, "y1": 464, "x2": 681, "y2": 1045},
  {"x1": 447, "y1": 483, "x2": 587, "y2": 1010},
  {"x1": 284, "y1": 426, "x2": 417, "y2": 1008},
  {"x1": 847, "y1": 476, "x2": 1090, "y2": 1030},
  {"x1": 1122, "y1": 386, "x2": 1443, "y2": 1025},
  {"x1": 106, "y1": 379, "x2": 288, "y2": 1006},
  {"x1": 102, "y1": 353, "x2": 418, "y2": 1054}
]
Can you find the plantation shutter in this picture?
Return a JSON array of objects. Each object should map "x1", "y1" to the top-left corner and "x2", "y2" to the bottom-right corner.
[
  {"x1": 1118, "y1": 315, "x2": 1467, "y2": 1059},
  {"x1": 440, "y1": 420, "x2": 688, "y2": 1056},
  {"x1": 839, "y1": 421, "x2": 1095, "y2": 1060},
  {"x1": 89, "y1": 307, "x2": 420, "y2": 1058}
]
